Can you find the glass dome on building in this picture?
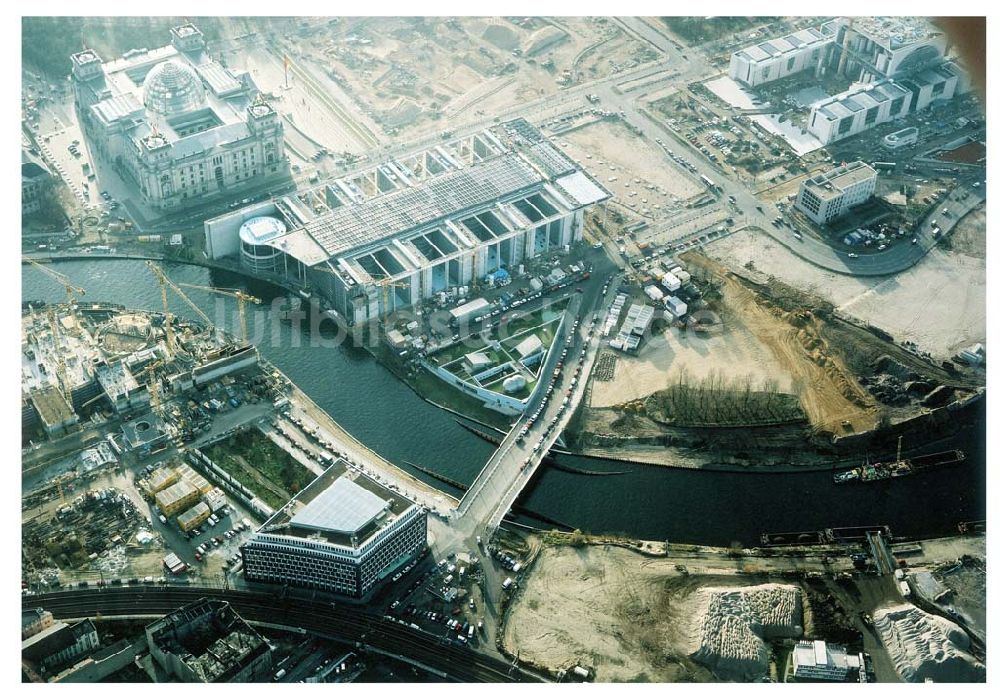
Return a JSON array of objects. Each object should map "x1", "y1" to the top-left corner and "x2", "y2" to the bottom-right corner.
[{"x1": 142, "y1": 60, "x2": 206, "y2": 115}]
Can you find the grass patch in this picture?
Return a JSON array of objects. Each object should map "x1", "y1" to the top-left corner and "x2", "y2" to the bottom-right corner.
[{"x1": 206, "y1": 428, "x2": 315, "y2": 510}]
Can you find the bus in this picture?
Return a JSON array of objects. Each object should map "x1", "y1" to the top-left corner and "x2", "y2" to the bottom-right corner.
[
  {"x1": 700, "y1": 174, "x2": 718, "y2": 191},
  {"x1": 872, "y1": 162, "x2": 897, "y2": 172}
]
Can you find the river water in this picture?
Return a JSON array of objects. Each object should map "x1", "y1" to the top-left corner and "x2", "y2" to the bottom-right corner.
[{"x1": 23, "y1": 260, "x2": 986, "y2": 546}]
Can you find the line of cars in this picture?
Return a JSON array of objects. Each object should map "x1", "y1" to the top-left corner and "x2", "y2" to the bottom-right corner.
[{"x1": 517, "y1": 316, "x2": 594, "y2": 465}]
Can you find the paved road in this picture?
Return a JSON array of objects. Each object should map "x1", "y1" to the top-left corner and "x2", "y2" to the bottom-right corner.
[{"x1": 608, "y1": 88, "x2": 986, "y2": 277}]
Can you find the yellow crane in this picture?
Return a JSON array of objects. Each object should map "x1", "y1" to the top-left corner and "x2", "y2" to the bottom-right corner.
[
  {"x1": 24, "y1": 257, "x2": 86, "y2": 307},
  {"x1": 378, "y1": 278, "x2": 410, "y2": 319},
  {"x1": 145, "y1": 262, "x2": 216, "y2": 351},
  {"x1": 177, "y1": 284, "x2": 261, "y2": 341},
  {"x1": 132, "y1": 359, "x2": 166, "y2": 414}
]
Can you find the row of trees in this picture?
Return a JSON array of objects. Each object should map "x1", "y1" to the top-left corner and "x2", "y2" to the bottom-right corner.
[{"x1": 647, "y1": 368, "x2": 804, "y2": 427}]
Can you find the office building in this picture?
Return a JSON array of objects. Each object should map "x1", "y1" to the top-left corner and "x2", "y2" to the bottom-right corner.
[
  {"x1": 729, "y1": 23, "x2": 838, "y2": 87},
  {"x1": 792, "y1": 640, "x2": 861, "y2": 681},
  {"x1": 22, "y1": 608, "x2": 55, "y2": 640},
  {"x1": 833, "y1": 17, "x2": 948, "y2": 83},
  {"x1": 22, "y1": 618, "x2": 100, "y2": 673},
  {"x1": 241, "y1": 461, "x2": 427, "y2": 599},
  {"x1": 204, "y1": 118, "x2": 610, "y2": 324},
  {"x1": 795, "y1": 161, "x2": 878, "y2": 224},
  {"x1": 71, "y1": 24, "x2": 286, "y2": 213}
]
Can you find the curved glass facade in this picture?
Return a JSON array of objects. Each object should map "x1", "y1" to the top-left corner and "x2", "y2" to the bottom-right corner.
[{"x1": 143, "y1": 60, "x2": 206, "y2": 116}]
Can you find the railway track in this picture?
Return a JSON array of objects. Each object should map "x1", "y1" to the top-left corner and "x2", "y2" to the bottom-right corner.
[{"x1": 24, "y1": 588, "x2": 538, "y2": 683}]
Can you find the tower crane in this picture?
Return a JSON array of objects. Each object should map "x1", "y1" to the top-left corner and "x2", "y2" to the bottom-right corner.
[
  {"x1": 176, "y1": 284, "x2": 261, "y2": 341},
  {"x1": 145, "y1": 262, "x2": 217, "y2": 352},
  {"x1": 377, "y1": 278, "x2": 410, "y2": 319},
  {"x1": 24, "y1": 258, "x2": 87, "y2": 391},
  {"x1": 131, "y1": 358, "x2": 166, "y2": 414},
  {"x1": 23, "y1": 257, "x2": 86, "y2": 308}
]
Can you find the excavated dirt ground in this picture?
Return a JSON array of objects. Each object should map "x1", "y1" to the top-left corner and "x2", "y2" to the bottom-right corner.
[{"x1": 679, "y1": 253, "x2": 879, "y2": 436}]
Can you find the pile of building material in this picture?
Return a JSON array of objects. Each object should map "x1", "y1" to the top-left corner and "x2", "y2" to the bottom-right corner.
[
  {"x1": 687, "y1": 583, "x2": 802, "y2": 681},
  {"x1": 872, "y1": 604, "x2": 984, "y2": 682}
]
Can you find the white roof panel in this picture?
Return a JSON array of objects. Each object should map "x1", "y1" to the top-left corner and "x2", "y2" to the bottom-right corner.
[
  {"x1": 290, "y1": 477, "x2": 389, "y2": 534},
  {"x1": 555, "y1": 170, "x2": 609, "y2": 206}
]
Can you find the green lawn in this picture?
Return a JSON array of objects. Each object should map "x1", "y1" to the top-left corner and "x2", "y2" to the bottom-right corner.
[{"x1": 206, "y1": 428, "x2": 315, "y2": 510}]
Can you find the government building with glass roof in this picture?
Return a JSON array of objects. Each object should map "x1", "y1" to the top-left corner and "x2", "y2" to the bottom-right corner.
[{"x1": 71, "y1": 24, "x2": 287, "y2": 211}]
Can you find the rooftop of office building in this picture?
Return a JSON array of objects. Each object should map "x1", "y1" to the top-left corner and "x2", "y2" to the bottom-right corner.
[
  {"x1": 802, "y1": 161, "x2": 877, "y2": 200},
  {"x1": 255, "y1": 459, "x2": 418, "y2": 549}
]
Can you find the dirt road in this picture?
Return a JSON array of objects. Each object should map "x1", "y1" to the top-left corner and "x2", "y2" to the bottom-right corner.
[{"x1": 683, "y1": 253, "x2": 878, "y2": 435}]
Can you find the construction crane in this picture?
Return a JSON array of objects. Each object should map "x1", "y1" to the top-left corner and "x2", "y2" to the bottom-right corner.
[
  {"x1": 24, "y1": 257, "x2": 86, "y2": 308},
  {"x1": 132, "y1": 359, "x2": 166, "y2": 414},
  {"x1": 145, "y1": 262, "x2": 216, "y2": 351},
  {"x1": 378, "y1": 278, "x2": 409, "y2": 319},
  {"x1": 25, "y1": 257, "x2": 87, "y2": 390},
  {"x1": 177, "y1": 284, "x2": 261, "y2": 341}
]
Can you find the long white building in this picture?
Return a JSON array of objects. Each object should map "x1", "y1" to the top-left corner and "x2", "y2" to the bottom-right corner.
[
  {"x1": 241, "y1": 462, "x2": 427, "y2": 599},
  {"x1": 794, "y1": 161, "x2": 878, "y2": 225},
  {"x1": 205, "y1": 118, "x2": 610, "y2": 324},
  {"x1": 71, "y1": 24, "x2": 286, "y2": 212},
  {"x1": 807, "y1": 61, "x2": 965, "y2": 145},
  {"x1": 729, "y1": 23, "x2": 838, "y2": 87}
]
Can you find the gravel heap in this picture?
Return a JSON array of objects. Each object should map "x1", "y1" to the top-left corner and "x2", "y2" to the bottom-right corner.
[
  {"x1": 688, "y1": 583, "x2": 802, "y2": 681},
  {"x1": 872, "y1": 604, "x2": 984, "y2": 682}
]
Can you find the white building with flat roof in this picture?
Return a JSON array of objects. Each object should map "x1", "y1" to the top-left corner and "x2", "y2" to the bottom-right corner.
[
  {"x1": 71, "y1": 24, "x2": 286, "y2": 213},
  {"x1": 792, "y1": 640, "x2": 860, "y2": 681},
  {"x1": 204, "y1": 118, "x2": 610, "y2": 324},
  {"x1": 729, "y1": 23, "x2": 838, "y2": 87},
  {"x1": 795, "y1": 161, "x2": 878, "y2": 225},
  {"x1": 884, "y1": 126, "x2": 920, "y2": 149}
]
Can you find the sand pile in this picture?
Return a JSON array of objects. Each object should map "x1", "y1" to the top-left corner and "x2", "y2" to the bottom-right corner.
[
  {"x1": 872, "y1": 604, "x2": 984, "y2": 682},
  {"x1": 687, "y1": 583, "x2": 802, "y2": 681}
]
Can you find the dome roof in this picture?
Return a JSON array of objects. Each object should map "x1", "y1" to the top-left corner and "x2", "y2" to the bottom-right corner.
[{"x1": 143, "y1": 60, "x2": 206, "y2": 116}]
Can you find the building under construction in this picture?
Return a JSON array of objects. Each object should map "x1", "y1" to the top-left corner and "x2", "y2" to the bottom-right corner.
[
  {"x1": 20, "y1": 301, "x2": 258, "y2": 443},
  {"x1": 204, "y1": 118, "x2": 610, "y2": 324},
  {"x1": 727, "y1": 17, "x2": 971, "y2": 145}
]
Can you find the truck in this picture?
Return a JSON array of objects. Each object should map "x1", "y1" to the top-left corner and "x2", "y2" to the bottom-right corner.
[
  {"x1": 502, "y1": 577, "x2": 514, "y2": 591},
  {"x1": 273, "y1": 669, "x2": 287, "y2": 681}
]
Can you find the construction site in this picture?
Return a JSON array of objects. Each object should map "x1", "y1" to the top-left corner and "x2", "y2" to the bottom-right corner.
[
  {"x1": 500, "y1": 532, "x2": 986, "y2": 683},
  {"x1": 20, "y1": 259, "x2": 287, "y2": 449},
  {"x1": 571, "y1": 245, "x2": 985, "y2": 465},
  {"x1": 279, "y1": 17, "x2": 660, "y2": 140}
]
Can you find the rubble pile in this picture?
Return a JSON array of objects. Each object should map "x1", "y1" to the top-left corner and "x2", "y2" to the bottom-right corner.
[
  {"x1": 687, "y1": 583, "x2": 802, "y2": 681},
  {"x1": 872, "y1": 604, "x2": 984, "y2": 682}
]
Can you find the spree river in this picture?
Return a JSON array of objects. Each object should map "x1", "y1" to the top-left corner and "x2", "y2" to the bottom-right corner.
[{"x1": 23, "y1": 260, "x2": 986, "y2": 546}]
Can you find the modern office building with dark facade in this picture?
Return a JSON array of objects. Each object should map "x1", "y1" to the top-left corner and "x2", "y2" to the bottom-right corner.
[{"x1": 241, "y1": 461, "x2": 427, "y2": 599}]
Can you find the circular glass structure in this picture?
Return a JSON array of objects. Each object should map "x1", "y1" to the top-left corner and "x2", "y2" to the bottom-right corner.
[
  {"x1": 239, "y1": 216, "x2": 286, "y2": 273},
  {"x1": 143, "y1": 60, "x2": 206, "y2": 116}
]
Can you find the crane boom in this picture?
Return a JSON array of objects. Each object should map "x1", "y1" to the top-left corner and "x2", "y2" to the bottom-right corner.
[
  {"x1": 175, "y1": 283, "x2": 261, "y2": 341},
  {"x1": 24, "y1": 257, "x2": 86, "y2": 306}
]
